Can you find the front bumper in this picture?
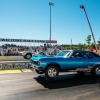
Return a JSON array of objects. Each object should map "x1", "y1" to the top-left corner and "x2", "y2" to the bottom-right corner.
[{"x1": 29, "y1": 63, "x2": 42, "y2": 70}]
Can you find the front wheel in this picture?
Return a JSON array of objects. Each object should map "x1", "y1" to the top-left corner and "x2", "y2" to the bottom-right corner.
[
  {"x1": 25, "y1": 53, "x2": 32, "y2": 59},
  {"x1": 91, "y1": 66, "x2": 100, "y2": 77},
  {"x1": 45, "y1": 65, "x2": 59, "y2": 80}
]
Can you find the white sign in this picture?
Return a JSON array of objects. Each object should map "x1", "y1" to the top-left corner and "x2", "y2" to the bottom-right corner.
[
  {"x1": 0, "y1": 38, "x2": 46, "y2": 43},
  {"x1": 1, "y1": 63, "x2": 32, "y2": 69}
]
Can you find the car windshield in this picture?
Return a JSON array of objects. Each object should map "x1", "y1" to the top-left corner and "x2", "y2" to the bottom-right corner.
[
  {"x1": 38, "y1": 52, "x2": 48, "y2": 56},
  {"x1": 38, "y1": 52, "x2": 44, "y2": 55},
  {"x1": 56, "y1": 51, "x2": 71, "y2": 57}
]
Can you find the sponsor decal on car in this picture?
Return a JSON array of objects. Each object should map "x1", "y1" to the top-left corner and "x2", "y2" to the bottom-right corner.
[
  {"x1": 76, "y1": 68, "x2": 88, "y2": 72},
  {"x1": 88, "y1": 66, "x2": 93, "y2": 71}
]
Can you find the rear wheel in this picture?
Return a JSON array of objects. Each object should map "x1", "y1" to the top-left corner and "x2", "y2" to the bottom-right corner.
[
  {"x1": 91, "y1": 66, "x2": 100, "y2": 77},
  {"x1": 35, "y1": 69, "x2": 44, "y2": 74},
  {"x1": 45, "y1": 65, "x2": 59, "y2": 80}
]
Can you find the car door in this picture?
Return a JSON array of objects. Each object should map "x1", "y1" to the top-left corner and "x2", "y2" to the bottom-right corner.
[
  {"x1": 68, "y1": 51, "x2": 89, "y2": 70},
  {"x1": 85, "y1": 52, "x2": 96, "y2": 67}
]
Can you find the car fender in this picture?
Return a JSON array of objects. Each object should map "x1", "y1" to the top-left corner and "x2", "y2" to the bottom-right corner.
[
  {"x1": 45, "y1": 62, "x2": 61, "y2": 70},
  {"x1": 88, "y1": 64, "x2": 100, "y2": 71},
  {"x1": 92, "y1": 64, "x2": 100, "y2": 68}
]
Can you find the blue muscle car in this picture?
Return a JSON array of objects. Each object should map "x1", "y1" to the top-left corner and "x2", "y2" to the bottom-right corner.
[{"x1": 29, "y1": 50, "x2": 100, "y2": 80}]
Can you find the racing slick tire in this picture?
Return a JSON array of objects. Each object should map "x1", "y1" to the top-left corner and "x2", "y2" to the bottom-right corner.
[
  {"x1": 45, "y1": 65, "x2": 59, "y2": 80},
  {"x1": 91, "y1": 66, "x2": 100, "y2": 77},
  {"x1": 25, "y1": 53, "x2": 32, "y2": 59},
  {"x1": 35, "y1": 69, "x2": 44, "y2": 74}
]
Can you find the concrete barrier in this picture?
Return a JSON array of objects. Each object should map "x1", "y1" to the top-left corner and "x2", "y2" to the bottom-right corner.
[
  {"x1": 0, "y1": 56, "x2": 28, "y2": 61},
  {"x1": 0, "y1": 61, "x2": 31, "y2": 70},
  {"x1": 0, "y1": 56, "x2": 32, "y2": 70}
]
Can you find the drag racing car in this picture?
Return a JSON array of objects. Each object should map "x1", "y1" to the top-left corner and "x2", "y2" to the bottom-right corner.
[
  {"x1": 29, "y1": 50, "x2": 100, "y2": 80},
  {"x1": 20, "y1": 51, "x2": 51, "y2": 59},
  {"x1": 19, "y1": 47, "x2": 36, "y2": 59},
  {"x1": 19, "y1": 51, "x2": 36, "y2": 59},
  {"x1": 30, "y1": 52, "x2": 51, "y2": 58},
  {"x1": 19, "y1": 47, "x2": 56, "y2": 59}
]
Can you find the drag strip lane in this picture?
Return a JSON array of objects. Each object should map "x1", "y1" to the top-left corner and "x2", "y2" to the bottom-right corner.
[{"x1": 0, "y1": 72, "x2": 100, "y2": 100}]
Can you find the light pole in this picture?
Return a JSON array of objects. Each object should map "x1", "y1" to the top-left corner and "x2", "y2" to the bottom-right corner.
[
  {"x1": 70, "y1": 38, "x2": 72, "y2": 50},
  {"x1": 48, "y1": 2, "x2": 54, "y2": 46},
  {"x1": 80, "y1": 5, "x2": 98, "y2": 53}
]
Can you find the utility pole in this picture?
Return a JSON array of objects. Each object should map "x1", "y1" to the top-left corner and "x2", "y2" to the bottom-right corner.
[
  {"x1": 80, "y1": 5, "x2": 98, "y2": 53},
  {"x1": 70, "y1": 38, "x2": 72, "y2": 50},
  {"x1": 48, "y1": 2, "x2": 54, "y2": 46}
]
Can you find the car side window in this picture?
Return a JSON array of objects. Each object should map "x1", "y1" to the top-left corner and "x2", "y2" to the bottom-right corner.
[
  {"x1": 90, "y1": 52, "x2": 100, "y2": 57},
  {"x1": 72, "y1": 51, "x2": 85, "y2": 58},
  {"x1": 39, "y1": 52, "x2": 43, "y2": 55},
  {"x1": 86, "y1": 52, "x2": 94, "y2": 58}
]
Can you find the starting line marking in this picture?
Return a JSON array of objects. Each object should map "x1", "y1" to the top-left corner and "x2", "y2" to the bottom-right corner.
[
  {"x1": 0, "y1": 69, "x2": 33, "y2": 74},
  {"x1": 0, "y1": 69, "x2": 21, "y2": 74},
  {"x1": 21, "y1": 69, "x2": 32, "y2": 72}
]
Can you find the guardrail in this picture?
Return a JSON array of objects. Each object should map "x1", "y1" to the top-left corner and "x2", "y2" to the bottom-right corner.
[{"x1": 0, "y1": 56, "x2": 27, "y2": 61}]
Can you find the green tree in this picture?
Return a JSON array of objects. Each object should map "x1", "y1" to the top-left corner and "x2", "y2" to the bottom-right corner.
[
  {"x1": 83, "y1": 43, "x2": 87, "y2": 50},
  {"x1": 90, "y1": 42, "x2": 95, "y2": 49},
  {"x1": 78, "y1": 43, "x2": 82, "y2": 49},
  {"x1": 85, "y1": 35, "x2": 91, "y2": 49}
]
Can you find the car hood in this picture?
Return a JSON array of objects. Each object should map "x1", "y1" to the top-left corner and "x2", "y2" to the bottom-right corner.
[
  {"x1": 30, "y1": 56, "x2": 44, "y2": 61},
  {"x1": 30, "y1": 56, "x2": 65, "y2": 61}
]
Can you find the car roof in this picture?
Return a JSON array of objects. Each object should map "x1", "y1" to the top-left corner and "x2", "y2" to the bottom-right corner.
[
  {"x1": 73, "y1": 50, "x2": 86, "y2": 52},
  {"x1": 61, "y1": 50, "x2": 86, "y2": 52},
  {"x1": 61, "y1": 50, "x2": 73, "y2": 52}
]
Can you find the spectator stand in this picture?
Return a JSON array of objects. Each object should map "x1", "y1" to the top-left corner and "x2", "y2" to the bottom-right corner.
[{"x1": 0, "y1": 38, "x2": 59, "y2": 56}]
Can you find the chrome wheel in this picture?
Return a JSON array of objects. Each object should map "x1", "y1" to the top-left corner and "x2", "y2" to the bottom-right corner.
[
  {"x1": 48, "y1": 68, "x2": 57, "y2": 78},
  {"x1": 45, "y1": 66, "x2": 59, "y2": 80},
  {"x1": 26, "y1": 54, "x2": 32, "y2": 59},
  {"x1": 95, "y1": 67, "x2": 100, "y2": 75},
  {"x1": 91, "y1": 66, "x2": 100, "y2": 77}
]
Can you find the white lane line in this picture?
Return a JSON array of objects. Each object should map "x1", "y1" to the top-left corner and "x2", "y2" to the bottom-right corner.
[
  {"x1": 0, "y1": 83, "x2": 44, "y2": 92},
  {"x1": 0, "y1": 78, "x2": 34, "y2": 82},
  {"x1": 59, "y1": 90, "x2": 98, "y2": 100}
]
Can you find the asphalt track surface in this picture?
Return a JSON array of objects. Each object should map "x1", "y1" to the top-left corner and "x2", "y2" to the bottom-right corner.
[{"x1": 0, "y1": 71, "x2": 100, "y2": 100}]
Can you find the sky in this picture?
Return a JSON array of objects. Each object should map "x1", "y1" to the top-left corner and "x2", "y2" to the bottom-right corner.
[{"x1": 0, "y1": 0, "x2": 100, "y2": 45}]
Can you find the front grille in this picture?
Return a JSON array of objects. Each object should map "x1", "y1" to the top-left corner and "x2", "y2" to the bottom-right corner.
[{"x1": 31, "y1": 60, "x2": 39, "y2": 65}]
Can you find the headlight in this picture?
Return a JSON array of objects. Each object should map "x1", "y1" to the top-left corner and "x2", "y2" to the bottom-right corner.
[{"x1": 38, "y1": 61, "x2": 40, "y2": 65}]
